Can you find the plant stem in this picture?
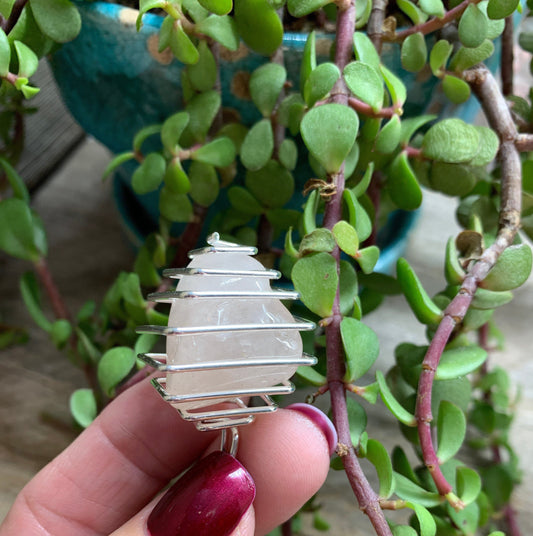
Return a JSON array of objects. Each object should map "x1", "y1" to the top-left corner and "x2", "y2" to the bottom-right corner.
[
  {"x1": 501, "y1": 16, "x2": 514, "y2": 97},
  {"x1": 281, "y1": 518, "x2": 293, "y2": 536},
  {"x1": 415, "y1": 64, "x2": 522, "y2": 503},
  {"x1": 514, "y1": 133, "x2": 533, "y2": 152},
  {"x1": 169, "y1": 203, "x2": 208, "y2": 268},
  {"x1": 347, "y1": 97, "x2": 397, "y2": 118},
  {"x1": 321, "y1": 5, "x2": 393, "y2": 536},
  {"x1": 367, "y1": 0, "x2": 388, "y2": 54},
  {"x1": 392, "y1": 0, "x2": 482, "y2": 42},
  {"x1": 34, "y1": 258, "x2": 71, "y2": 321},
  {"x1": 2, "y1": 0, "x2": 27, "y2": 34}
]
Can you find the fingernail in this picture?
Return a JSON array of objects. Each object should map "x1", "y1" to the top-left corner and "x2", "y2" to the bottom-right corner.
[
  {"x1": 147, "y1": 451, "x2": 255, "y2": 536},
  {"x1": 286, "y1": 403, "x2": 338, "y2": 456}
]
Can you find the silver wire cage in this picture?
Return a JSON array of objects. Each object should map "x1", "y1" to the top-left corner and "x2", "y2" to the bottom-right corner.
[{"x1": 136, "y1": 232, "x2": 317, "y2": 435}]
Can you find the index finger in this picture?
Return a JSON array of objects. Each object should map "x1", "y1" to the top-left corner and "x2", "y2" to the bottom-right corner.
[{"x1": 1, "y1": 379, "x2": 216, "y2": 536}]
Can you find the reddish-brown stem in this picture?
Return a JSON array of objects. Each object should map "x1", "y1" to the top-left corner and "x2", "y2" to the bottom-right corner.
[
  {"x1": 392, "y1": 0, "x2": 482, "y2": 42},
  {"x1": 34, "y1": 258, "x2": 72, "y2": 321},
  {"x1": 367, "y1": 0, "x2": 388, "y2": 54},
  {"x1": 501, "y1": 16, "x2": 514, "y2": 97},
  {"x1": 321, "y1": 5, "x2": 393, "y2": 536},
  {"x1": 347, "y1": 97, "x2": 397, "y2": 118},
  {"x1": 415, "y1": 65, "x2": 522, "y2": 503},
  {"x1": 514, "y1": 133, "x2": 533, "y2": 152},
  {"x1": 169, "y1": 203, "x2": 208, "y2": 268},
  {"x1": 2, "y1": 0, "x2": 27, "y2": 34},
  {"x1": 281, "y1": 519, "x2": 293, "y2": 536}
]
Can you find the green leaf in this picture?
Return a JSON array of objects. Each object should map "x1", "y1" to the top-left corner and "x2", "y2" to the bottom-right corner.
[
  {"x1": 366, "y1": 439, "x2": 395, "y2": 498},
  {"x1": 357, "y1": 246, "x2": 380, "y2": 274},
  {"x1": 380, "y1": 64, "x2": 407, "y2": 109},
  {"x1": 376, "y1": 370, "x2": 416, "y2": 426},
  {"x1": 187, "y1": 40, "x2": 216, "y2": 91},
  {"x1": 300, "y1": 30, "x2": 316, "y2": 92},
  {"x1": 341, "y1": 317, "x2": 379, "y2": 382},
  {"x1": 481, "y1": 465, "x2": 513, "y2": 509},
  {"x1": 470, "y1": 126, "x2": 499, "y2": 166},
  {"x1": 422, "y1": 119, "x2": 480, "y2": 163},
  {"x1": 396, "y1": 258, "x2": 442, "y2": 325},
  {"x1": 0, "y1": 28, "x2": 9, "y2": 76},
  {"x1": 479, "y1": 0, "x2": 505, "y2": 37},
  {"x1": 159, "y1": 187, "x2": 193, "y2": 222},
  {"x1": 292, "y1": 252, "x2": 338, "y2": 317},
  {"x1": 472, "y1": 287, "x2": 512, "y2": 309},
  {"x1": 102, "y1": 151, "x2": 136, "y2": 181},
  {"x1": 133, "y1": 124, "x2": 162, "y2": 153},
  {"x1": 351, "y1": 160, "x2": 372, "y2": 198},
  {"x1": 228, "y1": 186, "x2": 263, "y2": 215},
  {"x1": 137, "y1": 0, "x2": 165, "y2": 29},
  {"x1": 195, "y1": 15, "x2": 239, "y2": 50},
  {"x1": 20, "y1": 83, "x2": 40, "y2": 100},
  {"x1": 456, "y1": 466, "x2": 482, "y2": 505},
  {"x1": 449, "y1": 40, "x2": 495, "y2": 72},
  {"x1": 394, "y1": 473, "x2": 443, "y2": 507},
  {"x1": 182, "y1": 90, "x2": 221, "y2": 145},
  {"x1": 278, "y1": 138, "x2": 298, "y2": 171},
  {"x1": 296, "y1": 366, "x2": 326, "y2": 386},
  {"x1": 0, "y1": 157, "x2": 28, "y2": 202},
  {"x1": 198, "y1": 0, "x2": 232, "y2": 14},
  {"x1": 333, "y1": 220, "x2": 359, "y2": 256},
  {"x1": 287, "y1": 0, "x2": 331, "y2": 16},
  {"x1": 245, "y1": 160, "x2": 294, "y2": 208},
  {"x1": 19, "y1": 271, "x2": 52, "y2": 331},
  {"x1": 300, "y1": 228, "x2": 336, "y2": 256},
  {"x1": 97, "y1": 346, "x2": 136, "y2": 397},
  {"x1": 429, "y1": 39, "x2": 453, "y2": 76},
  {"x1": 14, "y1": 40, "x2": 38, "y2": 77},
  {"x1": 481, "y1": 243, "x2": 532, "y2": 291},
  {"x1": 419, "y1": 0, "x2": 444, "y2": 16},
  {"x1": 436, "y1": 346, "x2": 487, "y2": 380},
  {"x1": 392, "y1": 446, "x2": 420, "y2": 484},
  {"x1": 250, "y1": 63, "x2": 286, "y2": 117},
  {"x1": 375, "y1": 115, "x2": 401, "y2": 154},
  {"x1": 164, "y1": 159, "x2": 190, "y2": 194},
  {"x1": 401, "y1": 32, "x2": 427, "y2": 72},
  {"x1": 430, "y1": 162, "x2": 476, "y2": 196},
  {"x1": 301, "y1": 104, "x2": 359, "y2": 174},
  {"x1": 50, "y1": 319, "x2": 72, "y2": 349},
  {"x1": 240, "y1": 119, "x2": 274, "y2": 171},
  {"x1": 487, "y1": 0, "x2": 519, "y2": 18},
  {"x1": 161, "y1": 112, "x2": 189, "y2": 153},
  {"x1": 234, "y1": 0, "x2": 282, "y2": 55},
  {"x1": 284, "y1": 227, "x2": 299, "y2": 259},
  {"x1": 445, "y1": 237, "x2": 465, "y2": 285},
  {"x1": 189, "y1": 161, "x2": 219, "y2": 206},
  {"x1": 304, "y1": 62, "x2": 340, "y2": 107},
  {"x1": 132, "y1": 153, "x2": 165, "y2": 195},
  {"x1": 339, "y1": 260, "x2": 358, "y2": 316},
  {"x1": 459, "y1": 4, "x2": 488, "y2": 47},
  {"x1": 387, "y1": 152, "x2": 423, "y2": 210},
  {"x1": 447, "y1": 500, "x2": 479, "y2": 534},
  {"x1": 0, "y1": 198, "x2": 44, "y2": 261},
  {"x1": 69, "y1": 388, "x2": 97, "y2": 428},
  {"x1": 405, "y1": 502, "x2": 437, "y2": 536},
  {"x1": 345, "y1": 397, "x2": 367, "y2": 446},
  {"x1": 353, "y1": 32, "x2": 381, "y2": 72},
  {"x1": 342, "y1": 189, "x2": 373, "y2": 242},
  {"x1": 192, "y1": 137, "x2": 235, "y2": 167},
  {"x1": 169, "y1": 21, "x2": 199, "y2": 64},
  {"x1": 303, "y1": 190, "x2": 319, "y2": 234},
  {"x1": 134, "y1": 245, "x2": 161, "y2": 287},
  {"x1": 397, "y1": 0, "x2": 428, "y2": 24},
  {"x1": 442, "y1": 75, "x2": 471, "y2": 104},
  {"x1": 344, "y1": 61, "x2": 384, "y2": 112},
  {"x1": 392, "y1": 527, "x2": 418, "y2": 536},
  {"x1": 30, "y1": 0, "x2": 81, "y2": 43},
  {"x1": 436, "y1": 400, "x2": 466, "y2": 463}
]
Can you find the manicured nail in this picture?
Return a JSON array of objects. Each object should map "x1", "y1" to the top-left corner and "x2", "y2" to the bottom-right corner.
[
  {"x1": 147, "y1": 451, "x2": 255, "y2": 536},
  {"x1": 286, "y1": 403, "x2": 338, "y2": 456}
]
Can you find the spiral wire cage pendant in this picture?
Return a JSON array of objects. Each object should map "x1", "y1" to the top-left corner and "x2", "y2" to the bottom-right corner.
[{"x1": 137, "y1": 233, "x2": 317, "y2": 454}]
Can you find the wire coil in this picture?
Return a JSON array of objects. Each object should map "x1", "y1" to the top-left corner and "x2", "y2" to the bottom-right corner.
[{"x1": 137, "y1": 233, "x2": 316, "y2": 454}]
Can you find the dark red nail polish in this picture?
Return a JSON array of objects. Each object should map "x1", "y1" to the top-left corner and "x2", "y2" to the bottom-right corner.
[{"x1": 147, "y1": 451, "x2": 255, "y2": 536}]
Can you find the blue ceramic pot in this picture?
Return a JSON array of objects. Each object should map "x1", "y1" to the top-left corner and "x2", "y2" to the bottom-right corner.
[{"x1": 48, "y1": 3, "x2": 488, "y2": 271}]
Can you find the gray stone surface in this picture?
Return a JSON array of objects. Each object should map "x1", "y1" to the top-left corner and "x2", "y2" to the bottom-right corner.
[{"x1": 0, "y1": 138, "x2": 531, "y2": 534}]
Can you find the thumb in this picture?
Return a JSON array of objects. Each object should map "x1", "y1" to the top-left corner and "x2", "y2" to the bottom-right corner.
[{"x1": 110, "y1": 451, "x2": 256, "y2": 536}]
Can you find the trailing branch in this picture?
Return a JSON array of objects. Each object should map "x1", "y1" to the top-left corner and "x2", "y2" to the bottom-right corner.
[
  {"x1": 415, "y1": 64, "x2": 522, "y2": 504},
  {"x1": 347, "y1": 97, "x2": 397, "y2": 118},
  {"x1": 2, "y1": 0, "x2": 28, "y2": 34},
  {"x1": 367, "y1": 0, "x2": 388, "y2": 54},
  {"x1": 501, "y1": 16, "x2": 514, "y2": 96}
]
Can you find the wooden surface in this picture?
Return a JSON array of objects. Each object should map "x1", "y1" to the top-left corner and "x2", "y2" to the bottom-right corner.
[{"x1": 0, "y1": 139, "x2": 532, "y2": 534}]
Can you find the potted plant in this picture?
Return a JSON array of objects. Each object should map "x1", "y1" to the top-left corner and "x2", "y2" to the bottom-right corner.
[{"x1": 0, "y1": 0, "x2": 532, "y2": 534}]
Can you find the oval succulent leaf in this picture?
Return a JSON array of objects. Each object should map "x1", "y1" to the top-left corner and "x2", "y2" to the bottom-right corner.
[
  {"x1": 353, "y1": 32, "x2": 381, "y2": 71},
  {"x1": 292, "y1": 252, "x2": 339, "y2": 317},
  {"x1": 192, "y1": 136, "x2": 236, "y2": 167},
  {"x1": 195, "y1": 15, "x2": 240, "y2": 50},
  {"x1": 187, "y1": 40, "x2": 217, "y2": 91},
  {"x1": 30, "y1": 0, "x2": 81, "y2": 43},
  {"x1": 344, "y1": 61, "x2": 384, "y2": 112},
  {"x1": 366, "y1": 439, "x2": 395, "y2": 498},
  {"x1": 388, "y1": 152, "x2": 423, "y2": 210},
  {"x1": 240, "y1": 119, "x2": 274, "y2": 171},
  {"x1": 376, "y1": 371, "x2": 417, "y2": 426},
  {"x1": 189, "y1": 161, "x2": 219, "y2": 206},
  {"x1": 419, "y1": 0, "x2": 445, "y2": 16},
  {"x1": 442, "y1": 75, "x2": 471, "y2": 104},
  {"x1": 436, "y1": 345, "x2": 487, "y2": 380},
  {"x1": 304, "y1": 62, "x2": 340, "y2": 107},
  {"x1": 449, "y1": 40, "x2": 495, "y2": 72},
  {"x1": 132, "y1": 153, "x2": 165, "y2": 195},
  {"x1": 456, "y1": 466, "x2": 482, "y2": 505},
  {"x1": 357, "y1": 246, "x2": 380, "y2": 274},
  {"x1": 445, "y1": 237, "x2": 466, "y2": 285},
  {"x1": 70, "y1": 388, "x2": 97, "y2": 429},
  {"x1": 299, "y1": 228, "x2": 336, "y2": 256},
  {"x1": 470, "y1": 126, "x2": 499, "y2": 166},
  {"x1": 227, "y1": 186, "x2": 263, "y2": 215},
  {"x1": 0, "y1": 29, "x2": 10, "y2": 76},
  {"x1": 459, "y1": 4, "x2": 488, "y2": 48},
  {"x1": 430, "y1": 162, "x2": 476, "y2": 197},
  {"x1": 159, "y1": 187, "x2": 193, "y2": 222},
  {"x1": 375, "y1": 115, "x2": 402, "y2": 154},
  {"x1": 234, "y1": 0, "x2": 282, "y2": 55},
  {"x1": 300, "y1": 104, "x2": 359, "y2": 174},
  {"x1": 487, "y1": 0, "x2": 519, "y2": 18},
  {"x1": 250, "y1": 63, "x2": 287, "y2": 117},
  {"x1": 164, "y1": 159, "x2": 191, "y2": 194},
  {"x1": 197, "y1": 0, "x2": 232, "y2": 15},
  {"x1": 422, "y1": 119, "x2": 480, "y2": 163},
  {"x1": 401, "y1": 32, "x2": 427, "y2": 72},
  {"x1": 333, "y1": 220, "x2": 359, "y2": 256},
  {"x1": 170, "y1": 22, "x2": 199, "y2": 64},
  {"x1": 341, "y1": 317, "x2": 380, "y2": 382},
  {"x1": 393, "y1": 473, "x2": 443, "y2": 507},
  {"x1": 97, "y1": 347, "x2": 136, "y2": 397},
  {"x1": 481, "y1": 243, "x2": 533, "y2": 291},
  {"x1": 287, "y1": 0, "x2": 331, "y2": 16},
  {"x1": 436, "y1": 400, "x2": 466, "y2": 463},
  {"x1": 430, "y1": 39, "x2": 453, "y2": 76},
  {"x1": 245, "y1": 160, "x2": 294, "y2": 208}
]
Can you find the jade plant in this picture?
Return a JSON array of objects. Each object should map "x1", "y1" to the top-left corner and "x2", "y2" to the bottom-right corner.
[{"x1": 1, "y1": 0, "x2": 533, "y2": 534}]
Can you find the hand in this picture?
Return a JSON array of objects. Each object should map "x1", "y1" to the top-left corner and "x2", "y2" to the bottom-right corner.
[{"x1": 0, "y1": 379, "x2": 336, "y2": 536}]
